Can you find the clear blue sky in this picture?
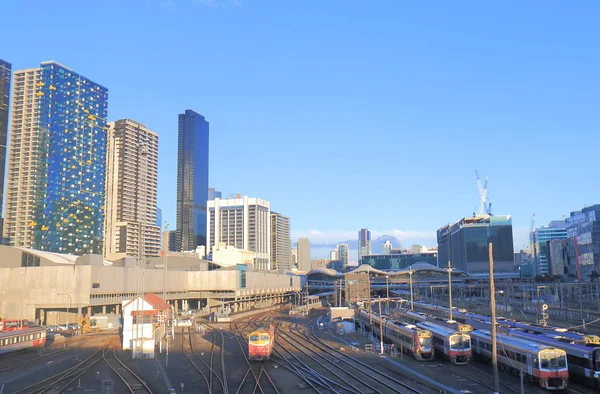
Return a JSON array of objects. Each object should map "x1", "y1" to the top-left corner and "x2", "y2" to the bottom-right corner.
[{"x1": 3, "y1": 1, "x2": 599, "y2": 257}]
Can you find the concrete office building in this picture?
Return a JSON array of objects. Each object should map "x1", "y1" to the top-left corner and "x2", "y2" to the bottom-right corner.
[
  {"x1": 270, "y1": 212, "x2": 292, "y2": 271},
  {"x1": 329, "y1": 249, "x2": 339, "y2": 261},
  {"x1": 103, "y1": 119, "x2": 160, "y2": 261},
  {"x1": 297, "y1": 238, "x2": 311, "y2": 272},
  {"x1": 162, "y1": 230, "x2": 176, "y2": 252},
  {"x1": 381, "y1": 240, "x2": 393, "y2": 254},
  {"x1": 176, "y1": 110, "x2": 209, "y2": 252},
  {"x1": 0, "y1": 60, "x2": 11, "y2": 240},
  {"x1": 358, "y1": 228, "x2": 371, "y2": 260},
  {"x1": 566, "y1": 204, "x2": 600, "y2": 279},
  {"x1": 3, "y1": 61, "x2": 108, "y2": 254},
  {"x1": 533, "y1": 220, "x2": 567, "y2": 276},
  {"x1": 208, "y1": 196, "x2": 271, "y2": 270},
  {"x1": 437, "y1": 214, "x2": 516, "y2": 277}
]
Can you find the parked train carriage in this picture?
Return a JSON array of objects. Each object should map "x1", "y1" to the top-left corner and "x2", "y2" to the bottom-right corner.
[
  {"x1": 502, "y1": 322, "x2": 600, "y2": 345},
  {"x1": 0, "y1": 326, "x2": 47, "y2": 355},
  {"x1": 357, "y1": 309, "x2": 434, "y2": 361},
  {"x1": 415, "y1": 321, "x2": 471, "y2": 364},
  {"x1": 248, "y1": 324, "x2": 275, "y2": 361},
  {"x1": 396, "y1": 308, "x2": 473, "y2": 333},
  {"x1": 471, "y1": 330, "x2": 569, "y2": 390},
  {"x1": 506, "y1": 329, "x2": 600, "y2": 389}
]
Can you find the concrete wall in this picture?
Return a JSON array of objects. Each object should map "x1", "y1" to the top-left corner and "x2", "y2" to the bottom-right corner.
[{"x1": 0, "y1": 265, "x2": 92, "y2": 319}]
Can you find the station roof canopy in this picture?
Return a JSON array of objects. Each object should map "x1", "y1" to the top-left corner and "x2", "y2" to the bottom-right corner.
[
  {"x1": 348, "y1": 262, "x2": 468, "y2": 277},
  {"x1": 15, "y1": 247, "x2": 114, "y2": 266},
  {"x1": 306, "y1": 267, "x2": 343, "y2": 277}
]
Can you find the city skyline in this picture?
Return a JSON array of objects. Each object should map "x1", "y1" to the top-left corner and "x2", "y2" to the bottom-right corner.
[{"x1": 1, "y1": 2, "x2": 599, "y2": 257}]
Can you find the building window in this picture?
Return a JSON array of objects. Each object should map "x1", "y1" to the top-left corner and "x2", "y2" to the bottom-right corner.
[
  {"x1": 21, "y1": 252, "x2": 40, "y2": 267},
  {"x1": 240, "y1": 270, "x2": 247, "y2": 289}
]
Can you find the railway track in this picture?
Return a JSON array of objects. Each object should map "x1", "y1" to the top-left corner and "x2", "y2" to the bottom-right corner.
[
  {"x1": 181, "y1": 327, "x2": 212, "y2": 393},
  {"x1": 12, "y1": 346, "x2": 106, "y2": 394},
  {"x1": 280, "y1": 318, "x2": 425, "y2": 394},
  {"x1": 103, "y1": 346, "x2": 154, "y2": 394}
]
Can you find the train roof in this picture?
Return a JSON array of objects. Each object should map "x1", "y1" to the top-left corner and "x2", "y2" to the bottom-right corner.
[
  {"x1": 416, "y1": 321, "x2": 465, "y2": 337},
  {"x1": 507, "y1": 329, "x2": 600, "y2": 357},
  {"x1": 471, "y1": 330, "x2": 564, "y2": 354},
  {"x1": 0, "y1": 326, "x2": 45, "y2": 338}
]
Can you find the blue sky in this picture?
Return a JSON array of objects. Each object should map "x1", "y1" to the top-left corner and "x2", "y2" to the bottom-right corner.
[{"x1": 3, "y1": 1, "x2": 599, "y2": 259}]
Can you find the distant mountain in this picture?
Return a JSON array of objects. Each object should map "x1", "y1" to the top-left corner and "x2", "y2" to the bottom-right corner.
[{"x1": 309, "y1": 235, "x2": 402, "y2": 253}]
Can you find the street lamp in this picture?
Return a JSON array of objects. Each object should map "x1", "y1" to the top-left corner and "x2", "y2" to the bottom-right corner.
[
  {"x1": 445, "y1": 261, "x2": 456, "y2": 321},
  {"x1": 385, "y1": 275, "x2": 390, "y2": 314},
  {"x1": 57, "y1": 293, "x2": 72, "y2": 328},
  {"x1": 408, "y1": 267, "x2": 414, "y2": 311}
]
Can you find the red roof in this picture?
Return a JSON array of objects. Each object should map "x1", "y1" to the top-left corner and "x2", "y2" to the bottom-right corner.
[{"x1": 123, "y1": 294, "x2": 169, "y2": 310}]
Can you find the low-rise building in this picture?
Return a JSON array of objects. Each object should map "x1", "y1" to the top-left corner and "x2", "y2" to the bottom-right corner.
[
  {"x1": 212, "y1": 242, "x2": 256, "y2": 267},
  {"x1": 122, "y1": 294, "x2": 171, "y2": 358}
]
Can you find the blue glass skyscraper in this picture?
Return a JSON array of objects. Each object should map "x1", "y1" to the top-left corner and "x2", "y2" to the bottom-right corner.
[
  {"x1": 34, "y1": 62, "x2": 108, "y2": 254},
  {"x1": 176, "y1": 110, "x2": 209, "y2": 251}
]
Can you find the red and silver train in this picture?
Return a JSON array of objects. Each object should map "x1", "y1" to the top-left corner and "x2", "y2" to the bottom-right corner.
[
  {"x1": 471, "y1": 330, "x2": 568, "y2": 390},
  {"x1": 0, "y1": 320, "x2": 47, "y2": 355},
  {"x1": 415, "y1": 321, "x2": 471, "y2": 364},
  {"x1": 357, "y1": 309, "x2": 434, "y2": 361},
  {"x1": 248, "y1": 324, "x2": 275, "y2": 361}
]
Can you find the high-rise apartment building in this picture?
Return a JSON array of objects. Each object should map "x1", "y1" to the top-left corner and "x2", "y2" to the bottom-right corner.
[
  {"x1": 358, "y1": 228, "x2": 371, "y2": 260},
  {"x1": 297, "y1": 238, "x2": 311, "y2": 271},
  {"x1": 176, "y1": 110, "x2": 209, "y2": 252},
  {"x1": 533, "y1": 220, "x2": 567, "y2": 276},
  {"x1": 207, "y1": 196, "x2": 271, "y2": 270},
  {"x1": 103, "y1": 119, "x2": 160, "y2": 261},
  {"x1": 329, "y1": 249, "x2": 339, "y2": 260},
  {"x1": 337, "y1": 243, "x2": 349, "y2": 268},
  {"x1": 566, "y1": 205, "x2": 600, "y2": 279},
  {"x1": 0, "y1": 60, "x2": 11, "y2": 241},
  {"x1": 3, "y1": 61, "x2": 108, "y2": 254},
  {"x1": 437, "y1": 214, "x2": 515, "y2": 277},
  {"x1": 270, "y1": 212, "x2": 291, "y2": 271}
]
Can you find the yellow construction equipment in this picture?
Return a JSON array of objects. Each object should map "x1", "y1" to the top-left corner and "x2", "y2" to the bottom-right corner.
[{"x1": 78, "y1": 317, "x2": 99, "y2": 334}]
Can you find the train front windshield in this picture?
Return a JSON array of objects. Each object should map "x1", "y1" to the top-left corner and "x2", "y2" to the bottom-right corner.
[
  {"x1": 419, "y1": 336, "x2": 432, "y2": 349},
  {"x1": 250, "y1": 335, "x2": 259, "y2": 341},
  {"x1": 260, "y1": 335, "x2": 270, "y2": 341},
  {"x1": 450, "y1": 334, "x2": 471, "y2": 350},
  {"x1": 540, "y1": 352, "x2": 567, "y2": 369}
]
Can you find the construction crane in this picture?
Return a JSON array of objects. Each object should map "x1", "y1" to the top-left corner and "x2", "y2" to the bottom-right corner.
[{"x1": 475, "y1": 170, "x2": 492, "y2": 215}]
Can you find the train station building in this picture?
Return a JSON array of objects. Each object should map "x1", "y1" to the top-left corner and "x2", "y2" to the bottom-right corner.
[{"x1": 0, "y1": 245, "x2": 302, "y2": 323}]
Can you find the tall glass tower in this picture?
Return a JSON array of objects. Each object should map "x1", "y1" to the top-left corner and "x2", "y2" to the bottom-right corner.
[
  {"x1": 176, "y1": 110, "x2": 209, "y2": 251},
  {"x1": 4, "y1": 61, "x2": 108, "y2": 254}
]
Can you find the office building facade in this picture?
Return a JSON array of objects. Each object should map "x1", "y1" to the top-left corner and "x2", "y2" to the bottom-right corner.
[
  {"x1": 337, "y1": 243, "x2": 349, "y2": 268},
  {"x1": 533, "y1": 221, "x2": 567, "y2": 276},
  {"x1": 437, "y1": 214, "x2": 515, "y2": 277},
  {"x1": 0, "y1": 59, "x2": 11, "y2": 240},
  {"x1": 360, "y1": 251, "x2": 438, "y2": 270},
  {"x1": 297, "y1": 238, "x2": 311, "y2": 272},
  {"x1": 3, "y1": 62, "x2": 108, "y2": 254},
  {"x1": 103, "y1": 119, "x2": 160, "y2": 261},
  {"x1": 176, "y1": 110, "x2": 209, "y2": 252},
  {"x1": 291, "y1": 248, "x2": 298, "y2": 269},
  {"x1": 566, "y1": 205, "x2": 600, "y2": 279},
  {"x1": 207, "y1": 196, "x2": 271, "y2": 270},
  {"x1": 358, "y1": 228, "x2": 371, "y2": 260},
  {"x1": 270, "y1": 212, "x2": 291, "y2": 271}
]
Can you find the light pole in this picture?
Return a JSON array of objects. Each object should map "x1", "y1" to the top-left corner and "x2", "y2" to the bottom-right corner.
[
  {"x1": 385, "y1": 275, "x2": 390, "y2": 314},
  {"x1": 489, "y1": 243, "x2": 500, "y2": 394},
  {"x1": 408, "y1": 267, "x2": 414, "y2": 311},
  {"x1": 446, "y1": 261, "x2": 455, "y2": 320},
  {"x1": 57, "y1": 293, "x2": 72, "y2": 328},
  {"x1": 378, "y1": 295, "x2": 384, "y2": 355}
]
